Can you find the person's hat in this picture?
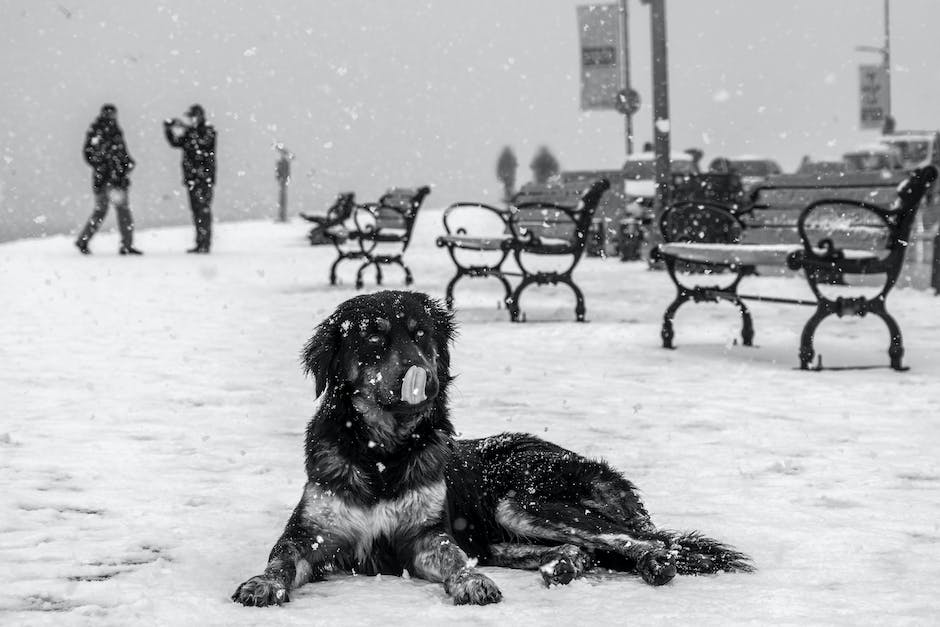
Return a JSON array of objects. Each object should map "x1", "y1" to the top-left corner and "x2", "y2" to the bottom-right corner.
[
  {"x1": 187, "y1": 104, "x2": 205, "y2": 117},
  {"x1": 100, "y1": 103, "x2": 117, "y2": 115}
]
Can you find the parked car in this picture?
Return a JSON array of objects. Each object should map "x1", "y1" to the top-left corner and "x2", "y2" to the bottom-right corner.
[
  {"x1": 842, "y1": 143, "x2": 905, "y2": 173},
  {"x1": 713, "y1": 155, "x2": 783, "y2": 191},
  {"x1": 878, "y1": 131, "x2": 940, "y2": 171}
]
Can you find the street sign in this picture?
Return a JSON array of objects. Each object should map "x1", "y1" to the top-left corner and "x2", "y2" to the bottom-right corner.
[
  {"x1": 859, "y1": 64, "x2": 889, "y2": 130},
  {"x1": 615, "y1": 88, "x2": 640, "y2": 115},
  {"x1": 577, "y1": 4, "x2": 621, "y2": 110}
]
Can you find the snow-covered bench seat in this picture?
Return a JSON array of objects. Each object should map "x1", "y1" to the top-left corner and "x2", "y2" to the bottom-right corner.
[
  {"x1": 435, "y1": 179, "x2": 610, "y2": 321},
  {"x1": 656, "y1": 242, "x2": 882, "y2": 267},
  {"x1": 328, "y1": 186, "x2": 430, "y2": 289},
  {"x1": 651, "y1": 165, "x2": 937, "y2": 370}
]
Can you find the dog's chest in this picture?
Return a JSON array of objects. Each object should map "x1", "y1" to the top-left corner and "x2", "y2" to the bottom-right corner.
[{"x1": 303, "y1": 481, "x2": 446, "y2": 556}]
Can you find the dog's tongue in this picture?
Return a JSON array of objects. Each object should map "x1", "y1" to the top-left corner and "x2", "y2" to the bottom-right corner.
[{"x1": 401, "y1": 366, "x2": 428, "y2": 405}]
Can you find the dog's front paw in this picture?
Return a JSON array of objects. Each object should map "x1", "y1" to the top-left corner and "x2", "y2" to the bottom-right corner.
[
  {"x1": 636, "y1": 549, "x2": 677, "y2": 586},
  {"x1": 231, "y1": 575, "x2": 290, "y2": 607},
  {"x1": 539, "y1": 544, "x2": 592, "y2": 586},
  {"x1": 444, "y1": 568, "x2": 502, "y2": 605}
]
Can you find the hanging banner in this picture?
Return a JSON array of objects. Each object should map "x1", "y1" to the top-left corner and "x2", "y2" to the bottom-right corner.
[
  {"x1": 859, "y1": 64, "x2": 889, "y2": 129},
  {"x1": 577, "y1": 4, "x2": 622, "y2": 111}
]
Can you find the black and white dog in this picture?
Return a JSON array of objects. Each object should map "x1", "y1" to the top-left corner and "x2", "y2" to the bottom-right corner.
[{"x1": 232, "y1": 291, "x2": 751, "y2": 607}]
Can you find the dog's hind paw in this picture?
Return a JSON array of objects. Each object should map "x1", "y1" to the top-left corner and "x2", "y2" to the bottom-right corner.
[
  {"x1": 539, "y1": 544, "x2": 592, "y2": 586},
  {"x1": 445, "y1": 568, "x2": 502, "y2": 605},
  {"x1": 231, "y1": 575, "x2": 290, "y2": 607},
  {"x1": 636, "y1": 549, "x2": 677, "y2": 586}
]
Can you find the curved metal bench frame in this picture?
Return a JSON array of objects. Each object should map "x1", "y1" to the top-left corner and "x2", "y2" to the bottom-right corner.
[
  {"x1": 435, "y1": 179, "x2": 610, "y2": 322},
  {"x1": 436, "y1": 202, "x2": 513, "y2": 310},
  {"x1": 329, "y1": 186, "x2": 431, "y2": 288},
  {"x1": 652, "y1": 165, "x2": 937, "y2": 370}
]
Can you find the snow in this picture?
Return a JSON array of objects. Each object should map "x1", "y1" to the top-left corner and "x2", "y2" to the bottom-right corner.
[{"x1": 2, "y1": 213, "x2": 940, "y2": 625}]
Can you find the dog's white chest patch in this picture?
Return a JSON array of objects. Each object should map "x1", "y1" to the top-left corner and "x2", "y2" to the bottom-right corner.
[{"x1": 302, "y1": 481, "x2": 446, "y2": 559}]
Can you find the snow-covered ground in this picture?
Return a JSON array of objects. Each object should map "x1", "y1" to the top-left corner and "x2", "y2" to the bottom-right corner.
[{"x1": 2, "y1": 212, "x2": 939, "y2": 626}]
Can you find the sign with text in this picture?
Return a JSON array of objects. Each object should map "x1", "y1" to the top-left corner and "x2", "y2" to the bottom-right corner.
[
  {"x1": 578, "y1": 4, "x2": 622, "y2": 111},
  {"x1": 859, "y1": 64, "x2": 889, "y2": 129}
]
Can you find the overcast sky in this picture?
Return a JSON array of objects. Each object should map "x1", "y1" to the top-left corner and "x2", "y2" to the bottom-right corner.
[{"x1": 2, "y1": 0, "x2": 939, "y2": 240}]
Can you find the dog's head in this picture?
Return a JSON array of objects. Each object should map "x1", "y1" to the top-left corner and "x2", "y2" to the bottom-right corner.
[{"x1": 303, "y1": 291, "x2": 456, "y2": 446}]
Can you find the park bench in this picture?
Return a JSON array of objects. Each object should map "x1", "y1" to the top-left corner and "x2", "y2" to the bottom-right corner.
[
  {"x1": 328, "y1": 186, "x2": 431, "y2": 289},
  {"x1": 435, "y1": 178, "x2": 610, "y2": 321},
  {"x1": 300, "y1": 192, "x2": 356, "y2": 245},
  {"x1": 650, "y1": 165, "x2": 937, "y2": 370}
]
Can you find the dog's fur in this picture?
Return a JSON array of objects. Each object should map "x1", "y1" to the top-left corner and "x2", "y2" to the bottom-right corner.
[{"x1": 232, "y1": 291, "x2": 751, "y2": 607}]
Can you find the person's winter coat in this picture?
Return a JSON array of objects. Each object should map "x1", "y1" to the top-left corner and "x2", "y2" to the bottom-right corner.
[
  {"x1": 83, "y1": 116, "x2": 135, "y2": 191},
  {"x1": 164, "y1": 122, "x2": 216, "y2": 185}
]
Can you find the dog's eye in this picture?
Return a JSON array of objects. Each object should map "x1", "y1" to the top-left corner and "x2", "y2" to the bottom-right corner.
[{"x1": 415, "y1": 329, "x2": 426, "y2": 339}]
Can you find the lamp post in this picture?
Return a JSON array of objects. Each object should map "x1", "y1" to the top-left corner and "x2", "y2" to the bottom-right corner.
[
  {"x1": 618, "y1": 0, "x2": 634, "y2": 155},
  {"x1": 640, "y1": 0, "x2": 670, "y2": 249}
]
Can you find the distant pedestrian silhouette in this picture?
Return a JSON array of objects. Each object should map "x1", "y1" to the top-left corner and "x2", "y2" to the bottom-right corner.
[
  {"x1": 164, "y1": 104, "x2": 217, "y2": 253},
  {"x1": 76, "y1": 104, "x2": 141, "y2": 255}
]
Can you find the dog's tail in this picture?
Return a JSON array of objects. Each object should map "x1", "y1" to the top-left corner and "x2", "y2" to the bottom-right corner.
[{"x1": 662, "y1": 530, "x2": 754, "y2": 575}]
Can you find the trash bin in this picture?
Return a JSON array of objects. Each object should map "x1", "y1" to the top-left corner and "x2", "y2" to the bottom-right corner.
[
  {"x1": 618, "y1": 217, "x2": 643, "y2": 261},
  {"x1": 932, "y1": 229, "x2": 940, "y2": 295},
  {"x1": 587, "y1": 217, "x2": 608, "y2": 257}
]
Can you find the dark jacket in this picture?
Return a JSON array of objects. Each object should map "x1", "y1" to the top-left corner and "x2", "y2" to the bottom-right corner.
[
  {"x1": 164, "y1": 121, "x2": 216, "y2": 185},
  {"x1": 83, "y1": 116, "x2": 135, "y2": 191}
]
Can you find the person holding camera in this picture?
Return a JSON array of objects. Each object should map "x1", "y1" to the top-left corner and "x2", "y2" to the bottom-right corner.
[
  {"x1": 76, "y1": 103, "x2": 142, "y2": 255},
  {"x1": 164, "y1": 104, "x2": 217, "y2": 253}
]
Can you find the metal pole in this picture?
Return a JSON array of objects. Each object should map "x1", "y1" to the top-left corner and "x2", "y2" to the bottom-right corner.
[
  {"x1": 884, "y1": 0, "x2": 891, "y2": 120},
  {"x1": 649, "y1": 0, "x2": 670, "y2": 246},
  {"x1": 619, "y1": 0, "x2": 633, "y2": 155}
]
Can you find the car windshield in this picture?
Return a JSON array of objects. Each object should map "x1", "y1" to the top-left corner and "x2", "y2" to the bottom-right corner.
[
  {"x1": 730, "y1": 160, "x2": 773, "y2": 176},
  {"x1": 844, "y1": 153, "x2": 893, "y2": 172},
  {"x1": 880, "y1": 139, "x2": 930, "y2": 167},
  {"x1": 623, "y1": 159, "x2": 694, "y2": 179}
]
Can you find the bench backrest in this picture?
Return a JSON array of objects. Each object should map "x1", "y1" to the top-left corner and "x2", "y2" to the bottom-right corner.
[
  {"x1": 510, "y1": 182, "x2": 583, "y2": 241},
  {"x1": 673, "y1": 172, "x2": 746, "y2": 207},
  {"x1": 327, "y1": 192, "x2": 356, "y2": 224},
  {"x1": 797, "y1": 165, "x2": 937, "y2": 256},
  {"x1": 372, "y1": 186, "x2": 431, "y2": 230},
  {"x1": 740, "y1": 172, "x2": 906, "y2": 245},
  {"x1": 508, "y1": 179, "x2": 611, "y2": 256}
]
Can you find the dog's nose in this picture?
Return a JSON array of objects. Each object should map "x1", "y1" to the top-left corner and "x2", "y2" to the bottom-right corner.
[{"x1": 400, "y1": 365, "x2": 428, "y2": 405}]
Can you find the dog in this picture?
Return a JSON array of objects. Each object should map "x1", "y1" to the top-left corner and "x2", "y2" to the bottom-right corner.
[{"x1": 232, "y1": 291, "x2": 751, "y2": 607}]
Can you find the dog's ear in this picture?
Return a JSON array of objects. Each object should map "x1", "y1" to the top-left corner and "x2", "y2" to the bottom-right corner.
[
  {"x1": 424, "y1": 294, "x2": 457, "y2": 373},
  {"x1": 302, "y1": 315, "x2": 341, "y2": 396}
]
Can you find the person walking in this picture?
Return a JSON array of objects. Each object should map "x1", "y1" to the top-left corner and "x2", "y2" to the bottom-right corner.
[
  {"x1": 163, "y1": 104, "x2": 216, "y2": 253},
  {"x1": 76, "y1": 104, "x2": 142, "y2": 255}
]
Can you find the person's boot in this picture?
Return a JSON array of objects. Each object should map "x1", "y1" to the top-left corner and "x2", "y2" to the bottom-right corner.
[
  {"x1": 119, "y1": 245, "x2": 143, "y2": 255},
  {"x1": 75, "y1": 240, "x2": 91, "y2": 255}
]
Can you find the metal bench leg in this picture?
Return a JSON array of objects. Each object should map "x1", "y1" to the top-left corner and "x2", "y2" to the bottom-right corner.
[
  {"x1": 508, "y1": 276, "x2": 537, "y2": 322},
  {"x1": 562, "y1": 277, "x2": 587, "y2": 322},
  {"x1": 375, "y1": 262, "x2": 383, "y2": 286},
  {"x1": 732, "y1": 297, "x2": 755, "y2": 347},
  {"x1": 355, "y1": 260, "x2": 373, "y2": 290},
  {"x1": 798, "y1": 306, "x2": 832, "y2": 370},
  {"x1": 393, "y1": 258, "x2": 413, "y2": 286},
  {"x1": 329, "y1": 254, "x2": 348, "y2": 286},
  {"x1": 495, "y1": 274, "x2": 513, "y2": 313},
  {"x1": 872, "y1": 305, "x2": 905, "y2": 370},
  {"x1": 443, "y1": 270, "x2": 464, "y2": 310},
  {"x1": 662, "y1": 293, "x2": 690, "y2": 349}
]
